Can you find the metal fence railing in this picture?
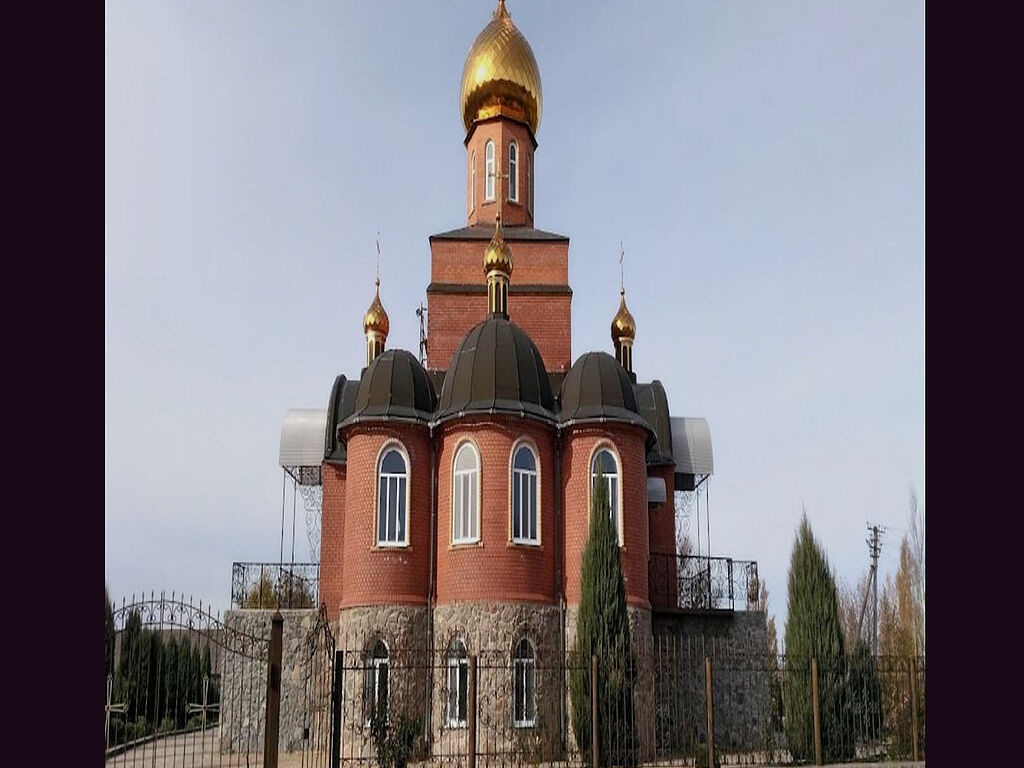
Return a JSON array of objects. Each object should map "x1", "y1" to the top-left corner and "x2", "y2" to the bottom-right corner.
[
  {"x1": 649, "y1": 553, "x2": 760, "y2": 612},
  {"x1": 230, "y1": 561, "x2": 319, "y2": 610}
]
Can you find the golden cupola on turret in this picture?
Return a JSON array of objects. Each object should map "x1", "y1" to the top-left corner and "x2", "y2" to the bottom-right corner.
[
  {"x1": 460, "y1": 0, "x2": 543, "y2": 136},
  {"x1": 484, "y1": 212, "x2": 514, "y2": 318},
  {"x1": 363, "y1": 277, "x2": 390, "y2": 367},
  {"x1": 611, "y1": 288, "x2": 636, "y2": 374}
]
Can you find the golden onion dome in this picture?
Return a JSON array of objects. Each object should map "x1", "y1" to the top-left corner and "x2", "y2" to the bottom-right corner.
[
  {"x1": 363, "y1": 279, "x2": 390, "y2": 338},
  {"x1": 483, "y1": 213, "x2": 514, "y2": 278},
  {"x1": 459, "y1": 0, "x2": 543, "y2": 135},
  {"x1": 611, "y1": 289, "x2": 636, "y2": 342}
]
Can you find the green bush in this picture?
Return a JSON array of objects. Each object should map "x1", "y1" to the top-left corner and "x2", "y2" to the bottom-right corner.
[{"x1": 369, "y1": 703, "x2": 420, "y2": 768}]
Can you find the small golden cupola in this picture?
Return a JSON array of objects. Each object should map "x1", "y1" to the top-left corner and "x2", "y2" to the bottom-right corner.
[
  {"x1": 611, "y1": 288, "x2": 636, "y2": 374},
  {"x1": 484, "y1": 212, "x2": 514, "y2": 318},
  {"x1": 460, "y1": 0, "x2": 543, "y2": 136},
  {"x1": 363, "y1": 276, "x2": 390, "y2": 367}
]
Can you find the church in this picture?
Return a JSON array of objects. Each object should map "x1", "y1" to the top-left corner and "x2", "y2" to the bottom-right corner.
[{"x1": 272, "y1": 1, "x2": 757, "y2": 755}]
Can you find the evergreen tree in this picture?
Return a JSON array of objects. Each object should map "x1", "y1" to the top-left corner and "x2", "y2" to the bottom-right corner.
[
  {"x1": 117, "y1": 610, "x2": 143, "y2": 721},
  {"x1": 163, "y1": 637, "x2": 179, "y2": 725},
  {"x1": 846, "y1": 638, "x2": 882, "y2": 742},
  {"x1": 105, "y1": 586, "x2": 116, "y2": 681},
  {"x1": 176, "y1": 635, "x2": 192, "y2": 726},
  {"x1": 782, "y1": 513, "x2": 851, "y2": 762},
  {"x1": 569, "y1": 464, "x2": 637, "y2": 766}
]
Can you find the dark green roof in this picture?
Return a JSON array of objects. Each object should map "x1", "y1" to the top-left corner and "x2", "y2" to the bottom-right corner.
[
  {"x1": 435, "y1": 317, "x2": 555, "y2": 425},
  {"x1": 324, "y1": 374, "x2": 360, "y2": 464},
  {"x1": 558, "y1": 352, "x2": 656, "y2": 445},
  {"x1": 634, "y1": 380, "x2": 674, "y2": 466},
  {"x1": 338, "y1": 349, "x2": 436, "y2": 431}
]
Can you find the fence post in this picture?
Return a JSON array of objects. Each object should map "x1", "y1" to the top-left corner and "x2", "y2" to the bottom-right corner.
[
  {"x1": 811, "y1": 657, "x2": 822, "y2": 766},
  {"x1": 908, "y1": 656, "x2": 919, "y2": 761},
  {"x1": 591, "y1": 655, "x2": 599, "y2": 768},
  {"x1": 468, "y1": 655, "x2": 477, "y2": 768},
  {"x1": 264, "y1": 610, "x2": 284, "y2": 768},
  {"x1": 704, "y1": 655, "x2": 715, "y2": 768}
]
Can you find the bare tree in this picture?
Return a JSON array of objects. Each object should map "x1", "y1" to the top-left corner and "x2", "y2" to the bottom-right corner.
[{"x1": 907, "y1": 487, "x2": 925, "y2": 654}]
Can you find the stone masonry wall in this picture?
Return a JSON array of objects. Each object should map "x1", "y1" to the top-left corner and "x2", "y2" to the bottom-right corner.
[{"x1": 220, "y1": 609, "x2": 318, "y2": 754}]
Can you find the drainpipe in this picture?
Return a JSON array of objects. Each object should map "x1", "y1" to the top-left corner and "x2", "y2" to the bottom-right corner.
[
  {"x1": 426, "y1": 426, "x2": 438, "y2": 743},
  {"x1": 554, "y1": 426, "x2": 566, "y2": 747}
]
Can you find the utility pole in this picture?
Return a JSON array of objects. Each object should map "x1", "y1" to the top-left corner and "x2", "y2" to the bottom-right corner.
[{"x1": 856, "y1": 523, "x2": 885, "y2": 653}]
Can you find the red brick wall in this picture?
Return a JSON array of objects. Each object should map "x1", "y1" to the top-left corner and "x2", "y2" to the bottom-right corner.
[
  {"x1": 561, "y1": 425, "x2": 651, "y2": 609},
  {"x1": 646, "y1": 463, "x2": 678, "y2": 610},
  {"x1": 429, "y1": 238, "x2": 568, "y2": 285},
  {"x1": 465, "y1": 119, "x2": 535, "y2": 228},
  {"x1": 426, "y1": 291, "x2": 571, "y2": 375},
  {"x1": 434, "y1": 416, "x2": 558, "y2": 605},
  {"x1": 320, "y1": 463, "x2": 347, "y2": 618},
  {"x1": 338, "y1": 424, "x2": 433, "y2": 608}
]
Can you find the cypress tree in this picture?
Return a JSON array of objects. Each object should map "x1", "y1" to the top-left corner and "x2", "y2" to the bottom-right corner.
[
  {"x1": 163, "y1": 637, "x2": 179, "y2": 725},
  {"x1": 105, "y1": 586, "x2": 116, "y2": 681},
  {"x1": 782, "y1": 514, "x2": 851, "y2": 762},
  {"x1": 177, "y1": 635, "x2": 192, "y2": 726},
  {"x1": 569, "y1": 464, "x2": 637, "y2": 766}
]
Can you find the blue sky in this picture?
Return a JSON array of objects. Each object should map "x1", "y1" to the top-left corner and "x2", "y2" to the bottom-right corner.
[{"x1": 105, "y1": 0, "x2": 924, "y2": 632}]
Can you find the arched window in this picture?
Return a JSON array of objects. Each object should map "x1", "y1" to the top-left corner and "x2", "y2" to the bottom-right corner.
[
  {"x1": 485, "y1": 140, "x2": 495, "y2": 201},
  {"x1": 526, "y1": 156, "x2": 532, "y2": 213},
  {"x1": 512, "y1": 443, "x2": 538, "y2": 544},
  {"x1": 446, "y1": 638, "x2": 468, "y2": 727},
  {"x1": 591, "y1": 448, "x2": 621, "y2": 543},
  {"x1": 452, "y1": 443, "x2": 480, "y2": 544},
  {"x1": 508, "y1": 142, "x2": 518, "y2": 201},
  {"x1": 377, "y1": 447, "x2": 408, "y2": 546},
  {"x1": 470, "y1": 150, "x2": 476, "y2": 212},
  {"x1": 363, "y1": 639, "x2": 389, "y2": 724},
  {"x1": 513, "y1": 637, "x2": 536, "y2": 727}
]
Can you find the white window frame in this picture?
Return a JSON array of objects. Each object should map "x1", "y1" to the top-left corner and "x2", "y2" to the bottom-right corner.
[
  {"x1": 446, "y1": 639, "x2": 469, "y2": 728},
  {"x1": 513, "y1": 637, "x2": 536, "y2": 728},
  {"x1": 590, "y1": 445, "x2": 623, "y2": 546},
  {"x1": 470, "y1": 150, "x2": 476, "y2": 213},
  {"x1": 484, "y1": 140, "x2": 495, "y2": 201},
  {"x1": 511, "y1": 441, "x2": 539, "y2": 545},
  {"x1": 376, "y1": 443, "x2": 410, "y2": 547},
  {"x1": 452, "y1": 442, "x2": 480, "y2": 545},
  {"x1": 508, "y1": 141, "x2": 518, "y2": 202},
  {"x1": 363, "y1": 640, "x2": 389, "y2": 726}
]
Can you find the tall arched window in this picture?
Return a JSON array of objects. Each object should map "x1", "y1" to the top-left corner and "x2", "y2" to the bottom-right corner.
[
  {"x1": 591, "y1": 448, "x2": 621, "y2": 543},
  {"x1": 485, "y1": 140, "x2": 495, "y2": 201},
  {"x1": 513, "y1": 637, "x2": 536, "y2": 727},
  {"x1": 452, "y1": 443, "x2": 480, "y2": 544},
  {"x1": 446, "y1": 638, "x2": 468, "y2": 727},
  {"x1": 512, "y1": 443, "x2": 538, "y2": 544},
  {"x1": 470, "y1": 150, "x2": 476, "y2": 212},
  {"x1": 363, "y1": 639, "x2": 389, "y2": 724},
  {"x1": 508, "y1": 142, "x2": 518, "y2": 201},
  {"x1": 377, "y1": 447, "x2": 408, "y2": 546},
  {"x1": 526, "y1": 156, "x2": 531, "y2": 213}
]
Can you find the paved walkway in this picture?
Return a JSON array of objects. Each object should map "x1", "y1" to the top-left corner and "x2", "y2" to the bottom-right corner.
[{"x1": 105, "y1": 727, "x2": 313, "y2": 768}]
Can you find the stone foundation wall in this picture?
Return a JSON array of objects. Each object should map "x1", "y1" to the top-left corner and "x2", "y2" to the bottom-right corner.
[
  {"x1": 432, "y1": 602, "x2": 563, "y2": 763},
  {"x1": 652, "y1": 610, "x2": 771, "y2": 754},
  {"x1": 219, "y1": 609, "x2": 318, "y2": 754}
]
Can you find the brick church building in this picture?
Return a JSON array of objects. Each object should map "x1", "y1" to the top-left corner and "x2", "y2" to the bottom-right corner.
[{"x1": 283, "y1": 1, "x2": 737, "y2": 753}]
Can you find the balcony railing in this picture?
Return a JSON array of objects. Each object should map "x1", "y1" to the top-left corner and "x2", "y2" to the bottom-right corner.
[
  {"x1": 230, "y1": 561, "x2": 319, "y2": 610},
  {"x1": 649, "y1": 552, "x2": 759, "y2": 612}
]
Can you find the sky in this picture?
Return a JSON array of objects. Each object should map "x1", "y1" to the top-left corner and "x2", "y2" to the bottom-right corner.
[{"x1": 105, "y1": 0, "x2": 924, "y2": 633}]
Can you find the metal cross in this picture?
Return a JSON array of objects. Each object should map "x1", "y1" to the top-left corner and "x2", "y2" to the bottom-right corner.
[
  {"x1": 619, "y1": 240, "x2": 625, "y2": 293},
  {"x1": 375, "y1": 230, "x2": 382, "y2": 286},
  {"x1": 105, "y1": 673, "x2": 127, "y2": 750},
  {"x1": 186, "y1": 675, "x2": 220, "y2": 736}
]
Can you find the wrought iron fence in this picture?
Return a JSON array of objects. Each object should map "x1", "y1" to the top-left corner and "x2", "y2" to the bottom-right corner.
[
  {"x1": 230, "y1": 561, "x2": 319, "y2": 609},
  {"x1": 320, "y1": 639, "x2": 923, "y2": 767},
  {"x1": 649, "y1": 553, "x2": 760, "y2": 612}
]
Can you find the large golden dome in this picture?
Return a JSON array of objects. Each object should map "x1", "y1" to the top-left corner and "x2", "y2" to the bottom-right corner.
[{"x1": 459, "y1": 0, "x2": 542, "y2": 135}]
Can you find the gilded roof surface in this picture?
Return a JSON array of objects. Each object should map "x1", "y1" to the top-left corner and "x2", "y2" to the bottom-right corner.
[
  {"x1": 611, "y1": 289, "x2": 636, "y2": 341},
  {"x1": 460, "y1": 1, "x2": 542, "y2": 135},
  {"x1": 363, "y1": 281, "x2": 389, "y2": 337}
]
